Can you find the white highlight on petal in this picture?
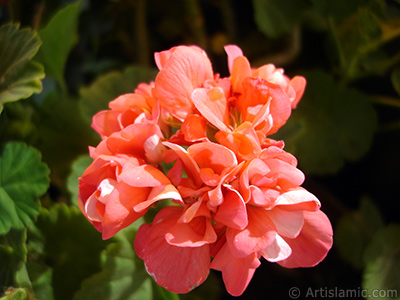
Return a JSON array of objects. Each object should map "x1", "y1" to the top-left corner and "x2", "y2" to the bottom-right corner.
[
  {"x1": 261, "y1": 234, "x2": 292, "y2": 262},
  {"x1": 98, "y1": 178, "x2": 117, "y2": 203}
]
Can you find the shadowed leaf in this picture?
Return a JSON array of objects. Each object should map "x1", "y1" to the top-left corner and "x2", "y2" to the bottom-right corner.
[{"x1": 0, "y1": 24, "x2": 44, "y2": 113}]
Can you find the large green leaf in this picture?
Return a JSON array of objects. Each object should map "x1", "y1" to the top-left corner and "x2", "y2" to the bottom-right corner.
[
  {"x1": 363, "y1": 225, "x2": 400, "y2": 299},
  {"x1": 0, "y1": 142, "x2": 49, "y2": 235},
  {"x1": 73, "y1": 225, "x2": 153, "y2": 300},
  {"x1": 27, "y1": 204, "x2": 111, "y2": 300},
  {"x1": 0, "y1": 24, "x2": 44, "y2": 113},
  {"x1": 335, "y1": 197, "x2": 384, "y2": 269},
  {"x1": 273, "y1": 70, "x2": 377, "y2": 174},
  {"x1": 252, "y1": 0, "x2": 310, "y2": 38},
  {"x1": 79, "y1": 66, "x2": 157, "y2": 123},
  {"x1": 35, "y1": 0, "x2": 82, "y2": 91}
]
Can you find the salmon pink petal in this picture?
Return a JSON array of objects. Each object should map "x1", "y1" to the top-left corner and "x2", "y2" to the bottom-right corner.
[
  {"x1": 226, "y1": 205, "x2": 276, "y2": 258},
  {"x1": 259, "y1": 145, "x2": 298, "y2": 166},
  {"x1": 264, "y1": 158, "x2": 305, "y2": 188},
  {"x1": 188, "y1": 142, "x2": 237, "y2": 174},
  {"x1": 214, "y1": 188, "x2": 248, "y2": 230},
  {"x1": 211, "y1": 242, "x2": 260, "y2": 296},
  {"x1": 267, "y1": 83, "x2": 293, "y2": 134},
  {"x1": 84, "y1": 191, "x2": 103, "y2": 222},
  {"x1": 260, "y1": 234, "x2": 292, "y2": 262},
  {"x1": 267, "y1": 207, "x2": 304, "y2": 239},
  {"x1": 289, "y1": 76, "x2": 306, "y2": 108},
  {"x1": 163, "y1": 141, "x2": 202, "y2": 187},
  {"x1": 207, "y1": 164, "x2": 240, "y2": 210},
  {"x1": 108, "y1": 93, "x2": 149, "y2": 110},
  {"x1": 119, "y1": 164, "x2": 170, "y2": 187},
  {"x1": 252, "y1": 64, "x2": 277, "y2": 79},
  {"x1": 106, "y1": 123, "x2": 163, "y2": 158},
  {"x1": 199, "y1": 168, "x2": 220, "y2": 186},
  {"x1": 224, "y1": 45, "x2": 243, "y2": 73},
  {"x1": 178, "y1": 185, "x2": 210, "y2": 200},
  {"x1": 154, "y1": 46, "x2": 213, "y2": 121},
  {"x1": 143, "y1": 134, "x2": 166, "y2": 164},
  {"x1": 192, "y1": 87, "x2": 230, "y2": 131},
  {"x1": 101, "y1": 182, "x2": 150, "y2": 239},
  {"x1": 166, "y1": 158, "x2": 183, "y2": 186},
  {"x1": 249, "y1": 186, "x2": 279, "y2": 207},
  {"x1": 230, "y1": 56, "x2": 252, "y2": 94},
  {"x1": 134, "y1": 207, "x2": 210, "y2": 293},
  {"x1": 238, "y1": 158, "x2": 270, "y2": 203},
  {"x1": 92, "y1": 110, "x2": 122, "y2": 137},
  {"x1": 134, "y1": 184, "x2": 183, "y2": 212},
  {"x1": 154, "y1": 47, "x2": 176, "y2": 70},
  {"x1": 207, "y1": 184, "x2": 224, "y2": 210},
  {"x1": 275, "y1": 188, "x2": 321, "y2": 211},
  {"x1": 154, "y1": 45, "x2": 205, "y2": 70},
  {"x1": 216, "y1": 122, "x2": 261, "y2": 161},
  {"x1": 278, "y1": 210, "x2": 333, "y2": 268},
  {"x1": 166, "y1": 216, "x2": 217, "y2": 247},
  {"x1": 178, "y1": 198, "x2": 207, "y2": 223},
  {"x1": 181, "y1": 114, "x2": 208, "y2": 142}
]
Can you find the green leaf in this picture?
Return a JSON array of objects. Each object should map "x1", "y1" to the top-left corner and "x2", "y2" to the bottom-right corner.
[
  {"x1": 335, "y1": 197, "x2": 384, "y2": 269},
  {"x1": 391, "y1": 68, "x2": 400, "y2": 96},
  {"x1": 27, "y1": 204, "x2": 111, "y2": 300},
  {"x1": 310, "y1": 0, "x2": 366, "y2": 19},
  {"x1": 79, "y1": 66, "x2": 157, "y2": 123},
  {"x1": 273, "y1": 70, "x2": 377, "y2": 174},
  {"x1": 35, "y1": 0, "x2": 82, "y2": 91},
  {"x1": 35, "y1": 95, "x2": 99, "y2": 183},
  {"x1": 0, "y1": 142, "x2": 50, "y2": 235},
  {"x1": 0, "y1": 24, "x2": 44, "y2": 113},
  {"x1": 252, "y1": 0, "x2": 310, "y2": 38},
  {"x1": 0, "y1": 229, "x2": 28, "y2": 288},
  {"x1": 67, "y1": 155, "x2": 93, "y2": 207},
  {"x1": 363, "y1": 225, "x2": 400, "y2": 299},
  {"x1": 73, "y1": 226, "x2": 153, "y2": 300},
  {"x1": 154, "y1": 284, "x2": 180, "y2": 300}
]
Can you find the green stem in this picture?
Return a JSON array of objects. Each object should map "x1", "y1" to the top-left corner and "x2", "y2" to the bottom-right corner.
[
  {"x1": 328, "y1": 17, "x2": 346, "y2": 72},
  {"x1": 372, "y1": 95, "x2": 400, "y2": 108},
  {"x1": 135, "y1": 0, "x2": 150, "y2": 67},
  {"x1": 184, "y1": 0, "x2": 207, "y2": 49},
  {"x1": 220, "y1": 0, "x2": 236, "y2": 43},
  {"x1": 359, "y1": 26, "x2": 400, "y2": 55}
]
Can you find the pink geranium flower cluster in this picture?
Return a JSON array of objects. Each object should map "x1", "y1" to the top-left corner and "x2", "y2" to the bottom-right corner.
[{"x1": 78, "y1": 45, "x2": 333, "y2": 296}]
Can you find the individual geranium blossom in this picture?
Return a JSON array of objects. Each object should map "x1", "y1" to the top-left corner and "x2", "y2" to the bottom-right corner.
[
  {"x1": 134, "y1": 206, "x2": 212, "y2": 293},
  {"x1": 78, "y1": 152, "x2": 182, "y2": 240},
  {"x1": 208, "y1": 147, "x2": 333, "y2": 296},
  {"x1": 225, "y1": 45, "x2": 306, "y2": 110},
  {"x1": 211, "y1": 206, "x2": 332, "y2": 296},
  {"x1": 185, "y1": 45, "x2": 306, "y2": 161},
  {"x1": 135, "y1": 141, "x2": 245, "y2": 293},
  {"x1": 154, "y1": 45, "x2": 214, "y2": 122},
  {"x1": 92, "y1": 92, "x2": 154, "y2": 138},
  {"x1": 91, "y1": 80, "x2": 162, "y2": 138},
  {"x1": 91, "y1": 122, "x2": 167, "y2": 165}
]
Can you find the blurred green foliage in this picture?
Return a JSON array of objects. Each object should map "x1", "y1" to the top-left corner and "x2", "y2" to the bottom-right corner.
[{"x1": 0, "y1": 0, "x2": 400, "y2": 299}]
